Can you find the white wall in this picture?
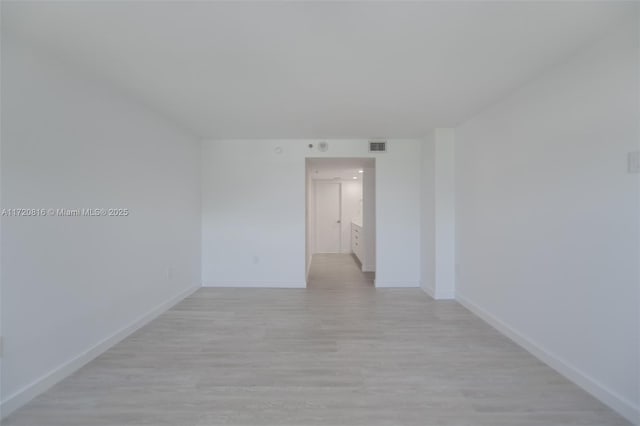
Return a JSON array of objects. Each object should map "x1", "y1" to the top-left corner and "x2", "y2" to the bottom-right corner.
[
  {"x1": 421, "y1": 129, "x2": 456, "y2": 300},
  {"x1": 455, "y1": 19, "x2": 639, "y2": 423},
  {"x1": 202, "y1": 139, "x2": 421, "y2": 287},
  {"x1": 434, "y1": 129, "x2": 456, "y2": 300},
  {"x1": 1, "y1": 39, "x2": 202, "y2": 416},
  {"x1": 0, "y1": 5, "x2": 4, "y2": 418},
  {"x1": 362, "y1": 166, "x2": 376, "y2": 272},
  {"x1": 420, "y1": 133, "x2": 435, "y2": 295},
  {"x1": 305, "y1": 161, "x2": 314, "y2": 279}
]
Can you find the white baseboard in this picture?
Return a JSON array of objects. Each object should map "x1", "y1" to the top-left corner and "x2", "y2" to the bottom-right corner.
[
  {"x1": 362, "y1": 264, "x2": 375, "y2": 272},
  {"x1": 1, "y1": 285, "x2": 199, "y2": 419},
  {"x1": 374, "y1": 280, "x2": 419, "y2": 288},
  {"x1": 434, "y1": 289, "x2": 455, "y2": 300},
  {"x1": 203, "y1": 281, "x2": 305, "y2": 288},
  {"x1": 456, "y1": 292, "x2": 640, "y2": 425},
  {"x1": 420, "y1": 284, "x2": 435, "y2": 298},
  {"x1": 420, "y1": 283, "x2": 455, "y2": 300}
]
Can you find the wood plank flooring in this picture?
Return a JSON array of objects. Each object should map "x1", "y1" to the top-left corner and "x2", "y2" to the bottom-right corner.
[{"x1": 4, "y1": 254, "x2": 630, "y2": 425}]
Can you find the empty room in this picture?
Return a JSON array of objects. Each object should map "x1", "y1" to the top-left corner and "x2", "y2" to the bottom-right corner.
[{"x1": 1, "y1": 1, "x2": 639, "y2": 425}]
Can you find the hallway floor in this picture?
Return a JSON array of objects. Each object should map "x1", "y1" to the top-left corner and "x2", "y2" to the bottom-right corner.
[
  {"x1": 307, "y1": 253, "x2": 374, "y2": 290},
  {"x1": 4, "y1": 255, "x2": 630, "y2": 425}
]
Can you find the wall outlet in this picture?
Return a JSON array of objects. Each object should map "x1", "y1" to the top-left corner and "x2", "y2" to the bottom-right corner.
[
  {"x1": 166, "y1": 266, "x2": 174, "y2": 281},
  {"x1": 628, "y1": 151, "x2": 640, "y2": 174}
]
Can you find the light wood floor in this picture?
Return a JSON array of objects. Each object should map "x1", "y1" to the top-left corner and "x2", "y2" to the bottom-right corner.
[{"x1": 5, "y1": 254, "x2": 630, "y2": 425}]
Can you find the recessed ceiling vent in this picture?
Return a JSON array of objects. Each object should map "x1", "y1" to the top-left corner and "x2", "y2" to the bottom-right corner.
[{"x1": 369, "y1": 140, "x2": 387, "y2": 152}]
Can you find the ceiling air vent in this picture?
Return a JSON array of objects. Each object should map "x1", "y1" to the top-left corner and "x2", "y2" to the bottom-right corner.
[{"x1": 369, "y1": 140, "x2": 387, "y2": 152}]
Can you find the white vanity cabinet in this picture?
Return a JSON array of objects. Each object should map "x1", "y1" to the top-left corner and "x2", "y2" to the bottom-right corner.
[{"x1": 351, "y1": 221, "x2": 363, "y2": 264}]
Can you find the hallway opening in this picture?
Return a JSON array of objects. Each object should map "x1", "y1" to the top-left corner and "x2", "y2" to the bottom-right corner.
[{"x1": 305, "y1": 158, "x2": 376, "y2": 287}]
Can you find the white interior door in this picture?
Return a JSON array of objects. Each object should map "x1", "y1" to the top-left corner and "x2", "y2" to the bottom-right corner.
[{"x1": 315, "y1": 182, "x2": 341, "y2": 253}]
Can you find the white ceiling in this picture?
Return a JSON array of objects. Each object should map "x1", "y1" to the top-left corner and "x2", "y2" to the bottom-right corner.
[
  {"x1": 2, "y1": 1, "x2": 635, "y2": 139},
  {"x1": 308, "y1": 158, "x2": 373, "y2": 180}
]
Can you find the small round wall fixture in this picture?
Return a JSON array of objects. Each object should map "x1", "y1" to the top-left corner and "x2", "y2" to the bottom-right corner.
[
  {"x1": 274, "y1": 146, "x2": 283, "y2": 154},
  {"x1": 318, "y1": 141, "x2": 329, "y2": 152}
]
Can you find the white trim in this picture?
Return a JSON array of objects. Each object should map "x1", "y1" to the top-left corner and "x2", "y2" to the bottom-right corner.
[
  {"x1": 1, "y1": 285, "x2": 199, "y2": 419},
  {"x1": 203, "y1": 281, "x2": 305, "y2": 288},
  {"x1": 362, "y1": 264, "x2": 375, "y2": 272},
  {"x1": 420, "y1": 284, "x2": 435, "y2": 299},
  {"x1": 374, "y1": 280, "x2": 419, "y2": 288},
  {"x1": 456, "y1": 292, "x2": 640, "y2": 425},
  {"x1": 434, "y1": 289, "x2": 455, "y2": 300},
  {"x1": 421, "y1": 285, "x2": 455, "y2": 300},
  {"x1": 420, "y1": 283, "x2": 454, "y2": 300}
]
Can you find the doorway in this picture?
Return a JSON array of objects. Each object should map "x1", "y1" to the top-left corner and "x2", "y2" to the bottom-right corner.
[
  {"x1": 315, "y1": 181, "x2": 341, "y2": 253},
  {"x1": 305, "y1": 158, "x2": 376, "y2": 287}
]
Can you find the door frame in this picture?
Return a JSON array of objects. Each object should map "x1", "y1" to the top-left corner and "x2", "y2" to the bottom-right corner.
[{"x1": 305, "y1": 157, "x2": 376, "y2": 286}]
